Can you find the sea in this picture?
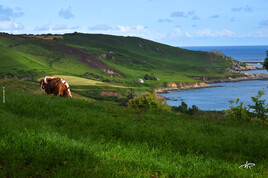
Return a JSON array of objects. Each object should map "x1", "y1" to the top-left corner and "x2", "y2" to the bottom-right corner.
[{"x1": 161, "y1": 45, "x2": 268, "y2": 111}]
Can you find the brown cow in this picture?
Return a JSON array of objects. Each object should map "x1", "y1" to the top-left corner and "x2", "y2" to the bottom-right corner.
[{"x1": 40, "y1": 76, "x2": 72, "y2": 98}]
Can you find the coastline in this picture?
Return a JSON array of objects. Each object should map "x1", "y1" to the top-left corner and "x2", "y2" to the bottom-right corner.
[{"x1": 156, "y1": 70, "x2": 268, "y2": 99}]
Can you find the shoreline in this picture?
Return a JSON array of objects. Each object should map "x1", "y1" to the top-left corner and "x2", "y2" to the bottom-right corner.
[{"x1": 156, "y1": 71, "x2": 268, "y2": 97}]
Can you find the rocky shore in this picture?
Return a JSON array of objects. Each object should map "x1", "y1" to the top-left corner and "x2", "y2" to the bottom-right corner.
[
  {"x1": 155, "y1": 82, "x2": 221, "y2": 94},
  {"x1": 156, "y1": 64, "x2": 268, "y2": 97}
]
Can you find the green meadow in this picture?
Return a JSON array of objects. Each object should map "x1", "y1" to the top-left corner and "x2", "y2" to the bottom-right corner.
[
  {"x1": 0, "y1": 32, "x2": 241, "y2": 87},
  {"x1": 0, "y1": 79, "x2": 268, "y2": 177},
  {"x1": 0, "y1": 33, "x2": 266, "y2": 177}
]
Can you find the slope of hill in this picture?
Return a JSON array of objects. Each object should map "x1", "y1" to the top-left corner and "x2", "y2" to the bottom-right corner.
[
  {"x1": 0, "y1": 87, "x2": 267, "y2": 177},
  {"x1": 0, "y1": 32, "x2": 242, "y2": 87}
]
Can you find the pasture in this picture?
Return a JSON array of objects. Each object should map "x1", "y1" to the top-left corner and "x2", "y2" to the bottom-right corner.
[{"x1": 0, "y1": 81, "x2": 267, "y2": 177}]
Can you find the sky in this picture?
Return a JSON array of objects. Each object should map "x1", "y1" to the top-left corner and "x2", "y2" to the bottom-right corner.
[{"x1": 0, "y1": 0, "x2": 268, "y2": 46}]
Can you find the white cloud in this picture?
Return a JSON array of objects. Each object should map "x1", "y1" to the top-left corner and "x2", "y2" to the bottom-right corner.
[
  {"x1": 197, "y1": 28, "x2": 211, "y2": 37},
  {"x1": 197, "y1": 28, "x2": 235, "y2": 37},
  {"x1": 176, "y1": 27, "x2": 182, "y2": 33},
  {"x1": 214, "y1": 29, "x2": 235, "y2": 37},
  {"x1": 136, "y1": 25, "x2": 145, "y2": 31},
  {"x1": 117, "y1": 25, "x2": 131, "y2": 32},
  {"x1": 35, "y1": 24, "x2": 50, "y2": 31},
  {"x1": 88, "y1": 24, "x2": 111, "y2": 31},
  {"x1": 185, "y1": 32, "x2": 192, "y2": 37},
  {"x1": 52, "y1": 24, "x2": 79, "y2": 30},
  {"x1": 0, "y1": 20, "x2": 24, "y2": 30}
]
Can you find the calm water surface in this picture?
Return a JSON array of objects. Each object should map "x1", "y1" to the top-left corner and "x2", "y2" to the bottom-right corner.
[
  {"x1": 161, "y1": 80, "x2": 268, "y2": 111},
  {"x1": 182, "y1": 45, "x2": 268, "y2": 62},
  {"x1": 163, "y1": 46, "x2": 268, "y2": 110}
]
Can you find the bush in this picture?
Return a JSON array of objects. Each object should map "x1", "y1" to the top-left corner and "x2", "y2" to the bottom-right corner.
[
  {"x1": 177, "y1": 101, "x2": 188, "y2": 113},
  {"x1": 248, "y1": 89, "x2": 268, "y2": 122},
  {"x1": 174, "y1": 101, "x2": 199, "y2": 115},
  {"x1": 120, "y1": 91, "x2": 136, "y2": 106},
  {"x1": 144, "y1": 74, "x2": 159, "y2": 80},
  {"x1": 227, "y1": 97, "x2": 249, "y2": 120},
  {"x1": 227, "y1": 89, "x2": 268, "y2": 122},
  {"x1": 188, "y1": 105, "x2": 199, "y2": 115},
  {"x1": 128, "y1": 92, "x2": 170, "y2": 112}
]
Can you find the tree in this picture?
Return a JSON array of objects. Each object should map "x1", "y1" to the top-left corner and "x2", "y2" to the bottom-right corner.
[{"x1": 263, "y1": 50, "x2": 268, "y2": 70}]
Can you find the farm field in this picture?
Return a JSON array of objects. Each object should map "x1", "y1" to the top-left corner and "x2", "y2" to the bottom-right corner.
[{"x1": 0, "y1": 88, "x2": 267, "y2": 177}]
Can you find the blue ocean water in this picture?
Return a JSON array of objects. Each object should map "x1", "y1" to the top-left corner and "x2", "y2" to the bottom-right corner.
[
  {"x1": 162, "y1": 45, "x2": 268, "y2": 110},
  {"x1": 182, "y1": 45, "x2": 268, "y2": 62},
  {"x1": 161, "y1": 80, "x2": 268, "y2": 111}
]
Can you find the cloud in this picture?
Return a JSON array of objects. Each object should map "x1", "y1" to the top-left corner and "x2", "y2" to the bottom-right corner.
[
  {"x1": 192, "y1": 16, "x2": 200, "y2": 20},
  {"x1": 88, "y1": 24, "x2": 112, "y2": 31},
  {"x1": 259, "y1": 20, "x2": 268, "y2": 27},
  {"x1": 0, "y1": 20, "x2": 24, "y2": 30},
  {"x1": 230, "y1": 17, "x2": 236, "y2": 22},
  {"x1": 0, "y1": 4, "x2": 23, "y2": 20},
  {"x1": 117, "y1": 25, "x2": 131, "y2": 32},
  {"x1": 170, "y1": 11, "x2": 185, "y2": 17},
  {"x1": 0, "y1": 4, "x2": 24, "y2": 31},
  {"x1": 209, "y1": 15, "x2": 220, "y2": 19},
  {"x1": 231, "y1": 5, "x2": 253, "y2": 12},
  {"x1": 158, "y1": 19, "x2": 172, "y2": 23},
  {"x1": 187, "y1": 10, "x2": 195, "y2": 16},
  {"x1": 35, "y1": 25, "x2": 50, "y2": 31},
  {"x1": 52, "y1": 24, "x2": 79, "y2": 30},
  {"x1": 59, "y1": 7, "x2": 74, "y2": 19},
  {"x1": 197, "y1": 28, "x2": 235, "y2": 37},
  {"x1": 136, "y1": 25, "x2": 146, "y2": 31},
  {"x1": 171, "y1": 10, "x2": 199, "y2": 20},
  {"x1": 197, "y1": 28, "x2": 211, "y2": 37},
  {"x1": 185, "y1": 32, "x2": 192, "y2": 37}
]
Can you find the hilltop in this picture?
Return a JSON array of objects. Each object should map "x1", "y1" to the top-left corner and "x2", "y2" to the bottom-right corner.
[{"x1": 0, "y1": 32, "x2": 242, "y2": 85}]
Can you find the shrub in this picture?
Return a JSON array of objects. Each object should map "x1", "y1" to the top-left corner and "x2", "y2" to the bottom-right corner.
[
  {"x1": 178, "y1": 101, "x2": 188, "y2": 113},
  {"x1": 188, "y1": 105, "x2": 199, "y2": 115},
  {"x1": 128, "y1": 92, "x2": 170, "y2": 112},
  {"x1": 144, "y1": 74, "x2": 159, "y2": 80},
  {"x1": 120, "y1": 91, "x2": 136, "y2": 106},
  {"x1": 248, "y1": 89, "x2": 268, "y2": 122},
  {"x1": 174, "y1": 101, "x2": 199, "y2": 115},
  {"x1": 227, "y1": 97, "x2": 249, "y2": 120}
]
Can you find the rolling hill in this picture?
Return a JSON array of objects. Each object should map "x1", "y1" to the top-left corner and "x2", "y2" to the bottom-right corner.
[{"x1": 0, "y1": 32, "x2": 242, "y2": 87}]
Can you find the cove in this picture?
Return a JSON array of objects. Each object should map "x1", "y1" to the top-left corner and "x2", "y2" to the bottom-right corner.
[{"x1": 161, "y1": 80, "x2": 268, "y2": 111}]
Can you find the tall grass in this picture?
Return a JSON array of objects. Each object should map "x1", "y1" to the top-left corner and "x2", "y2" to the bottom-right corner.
[{"x1": 0, "y1": 91, "x2": 267, "y2": 177}]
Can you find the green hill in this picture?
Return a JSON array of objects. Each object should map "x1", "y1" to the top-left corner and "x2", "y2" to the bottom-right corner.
[
  {"x1": 0, "y1": 32, "x2": 241, "y2": 86},
  {"x1": 0, "y1": 84, "x2": 267, "y2": 177}
]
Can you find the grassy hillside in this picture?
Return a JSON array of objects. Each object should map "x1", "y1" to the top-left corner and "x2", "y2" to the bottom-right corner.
[
  {"x1": 0, "y1": 83, "x2": 267, "y2": 177},
  {"x1": 0, "y1": 32, "x2": 241, "y2": 87}
]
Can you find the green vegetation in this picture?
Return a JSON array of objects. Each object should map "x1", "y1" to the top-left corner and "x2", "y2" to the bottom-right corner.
[
  {"x1": 0, "y1": 88, "x2": 268, "y2": 177},
  {"x1": 128, "y1": 92, "x2": 170, "y2": 112},
  {"x1": 174, "y1": 101, "x2": 199, "y2": 115},
  {"x1": 0, "y1": 33, "x2": 266, "y2": 177},
  {"x1": 227, "y1": 89, "x2": 268, "y2": 122},
  {"x1": 0, "y1": 32, "x2": 241, "y2": 88}
]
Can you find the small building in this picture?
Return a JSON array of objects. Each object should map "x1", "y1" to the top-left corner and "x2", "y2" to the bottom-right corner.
[{"x1": 138, "y1": 78, "x2": 144, "y2": 83}]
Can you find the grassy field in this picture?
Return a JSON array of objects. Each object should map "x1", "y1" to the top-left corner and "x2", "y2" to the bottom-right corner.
[
  {"x1": 0, "y1": 32, "x2": 265, "y2": 177},
  {"x1": 0, "y1": 87, "x2": 267, "y2": 177},
  {"x1": 50, "y1": 75, "x2": 128, "y2": 88},
  {"x1": 0, "y1": 32, "x2": 242, "y2": 89}
]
